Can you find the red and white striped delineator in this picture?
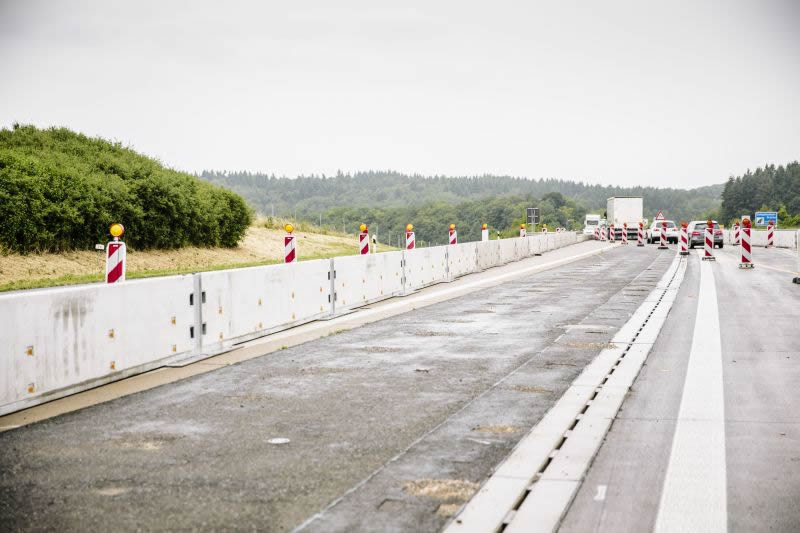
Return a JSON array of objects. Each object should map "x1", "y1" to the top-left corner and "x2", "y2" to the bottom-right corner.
[
  {"x1": 609, "y1": 226, "x2": 615, "y2": 243},
  {"x1": 767, "y1": 221, "x2": 775, "y2": 247},
  {"x1": 449, "y1": 229, "x2": 457, "y2": 245},
  {"x1": 637, "y1": 222, "x2": 644, "y2": 247},
  {"x1": 621, "y1": 223, "x2": 628, "y2": 244},
  {"x1": 733, "y1": 224, "x2": 740, "y2": 245},
  {"x1": 658, "y1": 222, "x2": 668, "y2": 249},
  {"x1": 406, "y1": 231, "x2": 415, "y2": 249},
  {"x1": 359, "y1": 232, "x2": 369, "y2": 255},
  {"x1": 599, "y1": 226, "x2": 606, "y2": 241},
  {"x1": 702, "y1": 225, "x2": 715, "y2": 260},
  {"x1": 520, "y1": 228, "x2": 527, "y2": 237},
  {"x1": 594, "y1": 226, "x2": 600, "y2": 240},
  {"x1": 284, "y1": 234, "x2": 296, "y2": 263},
  {"x1": 739, "y1": 221, "x2": 753, "y2": 268},
  {"x1": 679, "y1": 223, "x2": 689, "y2": 255},
  {"x1": 105, "y1": 240, "x2": 126, "y2": 283}
]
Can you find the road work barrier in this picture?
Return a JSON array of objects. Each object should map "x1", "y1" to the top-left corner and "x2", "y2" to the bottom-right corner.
[
  {"x1": 740, "y1": 220, "x2": 753, "y2": 269},
  {"x1": 0, "y1": 232, "x2": 586, "y2": 416},
  {"x1": 725, "y1": 228, "x2": 797, "y2": 248}
]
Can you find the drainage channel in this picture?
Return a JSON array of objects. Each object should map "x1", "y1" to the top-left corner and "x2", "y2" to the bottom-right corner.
[{"x1": 444, "y1": 253, "x2": 688, "y2": 533}]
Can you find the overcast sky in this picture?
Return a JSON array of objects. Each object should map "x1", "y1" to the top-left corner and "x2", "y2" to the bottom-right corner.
[{"x1": 1, "y1": 1, "x2": 798, "y2": 188}]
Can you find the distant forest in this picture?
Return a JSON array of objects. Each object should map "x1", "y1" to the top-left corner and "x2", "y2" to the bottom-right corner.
[
  {"x1": 198, "y1": 170, "x2": 723, "y2": 244},
  {"x1": 720, "y1": 162, "x2": 800, "y2": 227}
]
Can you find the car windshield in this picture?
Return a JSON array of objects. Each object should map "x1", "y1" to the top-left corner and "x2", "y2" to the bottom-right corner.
[
  {"x1": 693, "y1": 223, "x2": 720, "y2": 231},
  {"x1": 652, "y1": 221, "x2": 676, "y2": 228},
  {"x1": 586, "y1": 220, "x2": 598, "y2": 226}
]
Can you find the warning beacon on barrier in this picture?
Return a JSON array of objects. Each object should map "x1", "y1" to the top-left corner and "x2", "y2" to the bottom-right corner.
[
  {"x1": 449, "y1": 223, "x2": 457, "y2": 245},
  {"x1": 105, "y1": 223, "x2": 126, "y2": 284},
  {"x1": 406, "y1": 224, "x2": 415, "y2": 250},
  {"x1": 481, "y1": 223, "x2": 489, "y2": 242},
  {"x1": 359, "y1": 223, "x2": 369, "y2": 255},
  {"x1": 284, "y1": 223, "x2": 297, "y2": 263},
  {"x1": 702, "y1": 218, "x2": 715, "y2": 261},
  {"x1": 739, "y1": 218, "x2": 753, "y2": 269},
  {"x1": 520, "y1": 224, "x2": 526, "y2": 238}
]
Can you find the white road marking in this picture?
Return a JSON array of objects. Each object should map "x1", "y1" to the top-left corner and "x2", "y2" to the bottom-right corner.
[
  {"x1": 654, "y1": 252, "x2": 727, "y2": 533},
  {"x1": 593, "y1": 485, "x2": 607, "y2": 502}
]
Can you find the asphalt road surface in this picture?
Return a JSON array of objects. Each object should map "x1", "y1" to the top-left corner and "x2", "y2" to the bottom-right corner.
[
  {"x1": 1, "y1": 241, "x2": 798, "y2": 532},
  {"x1": 561, "y1": 245, "x2": 800, "y2": 532}
]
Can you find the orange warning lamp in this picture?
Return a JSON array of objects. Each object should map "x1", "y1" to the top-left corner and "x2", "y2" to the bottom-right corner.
[
  {"x1": 449, "y1": 224, "x2": 456, "y2": 231},
  {"x1": 109, "y1": 223, "x2": 124, "y2": 238},
  {"x1": 360, "y1": 223, "x2": 367, "y2": 232},
  {"x1": 284, "y1": 223, "x2": 294, "y2": 234},
  {"x1": 681, "y1": 221, "x2": 688, "y2": 228},
  {"x1": 406, "y1": 224, "x2": 413, "y2": 232},
  {"x1": 743, "y1": 218, "x2": 751, "y2": 228},
  {"x1": 706, "y1": 219, "x2": 713, "y2": 227},
  {"x1": 482, "y1": 223, "x2": 487, "y2": 230},
  {"x1": 520, "y1": 224, "x2": 525, "y2": 229}
]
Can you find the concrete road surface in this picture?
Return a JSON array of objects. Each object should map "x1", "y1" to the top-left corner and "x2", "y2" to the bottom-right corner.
[
  {"x1": 0, "y1": 244, "x2": 674, "y2": 532},
  {"x1": 561, "y1": 245, "x2": 800, "y2": 532}
]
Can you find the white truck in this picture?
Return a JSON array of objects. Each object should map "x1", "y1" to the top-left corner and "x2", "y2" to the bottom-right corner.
[
  {"x1": 583, "y1": 214, "x2": 601, "y2": 235},
  {"x1": 606, "y1": 197, "x2": 643, "y2": 240}
]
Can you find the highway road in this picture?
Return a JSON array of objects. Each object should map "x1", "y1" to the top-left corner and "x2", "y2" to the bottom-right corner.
[{"x1": 1, "y1": 241, "x2": 798, "y2": 532}]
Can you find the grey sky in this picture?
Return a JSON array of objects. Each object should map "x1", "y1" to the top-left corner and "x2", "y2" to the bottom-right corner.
[{"x1": 1, "y1": 0, "x2": 798, "y2": 188}]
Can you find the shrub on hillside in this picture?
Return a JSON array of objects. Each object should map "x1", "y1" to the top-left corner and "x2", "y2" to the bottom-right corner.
[{"x1": 0, "y1": 125, "x2": 252, "y2": 252}]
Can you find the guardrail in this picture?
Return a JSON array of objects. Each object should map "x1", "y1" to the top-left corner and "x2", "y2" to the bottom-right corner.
[{"x1": 0, "y1": 232, "x2": 585, "y2": 415}]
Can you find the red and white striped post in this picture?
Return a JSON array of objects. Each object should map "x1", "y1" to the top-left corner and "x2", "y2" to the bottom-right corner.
[
  {"x1": 359, "y1": 223, "x2": 369, "y2": 255},
  {"x1": 542, "y1": 225, "x2": 548, "y2": 234},
  {"x1": 739, "y1": 218, "x2": 753, "y2": 268},
  {"x1": 733, "y1": 223, "x2": 740, "y2": 245},
  {"x1": 702, "y1": 219, "x2": 715, "y2": 261},
  {"x1": 637, "y1": 221, "x2": 644, "y2": 247},
  {"x1": 609, "y1": 225, "x2": 615, "y2": 243},
  {"x1": 520, "y1": 224, "x2": 527, "y2": 238},
  {"x1": 105, "y1": 223, "x2": 126, "y2": 283},
  {"x1": 658, "y1": 221, "x2": 668, "y2": 249},
  {"x1": 679, "y1": 221, "x2": 689, "y2": 255},
  {"x1": 481, "y1": 223, "x2": 489, "y2": 242},
  {"x1": 449, "y1": 224, "x2": 457, "y2": 245},
  {"x1": 767, "y1": 220, "x2": 775, "y2": 248},
  {"x1": 621, "y1": 223, "x2": 628, "y2": 245},
  {"x1": 406, "y1": 223, "x2": 415, "y2": 249},
  {"x1": 599, "y1": 226, "x2": 606, "y2": 241},
  {"x1": 284, "y1": 223, "x2": 297, "y2": 263},
  {"x1": 594, "y1": 226, "x2": 599, "y2": 240}
]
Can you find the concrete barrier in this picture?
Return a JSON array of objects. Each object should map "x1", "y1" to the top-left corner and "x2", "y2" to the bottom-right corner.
[
  {"x1": 334, "y1": 252, "x2": 404, "y2": 311},
  {"x1": 725, "y1": 229, "x2": 797, "y2": 248},
  {"x1": 0, "y1": 232, "x2": 583, "y2": 415},
  {"x1": 0, "y1": 275, "x2": 195, "y2": 415}
]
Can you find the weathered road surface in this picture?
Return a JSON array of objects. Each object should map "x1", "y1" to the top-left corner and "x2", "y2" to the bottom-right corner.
[
  {"x1": 561, "y1": 246, "x2": 800, "y2": 532},
  {"x1": 0, "y1": 243, "x2": 674, "y2": 532}
]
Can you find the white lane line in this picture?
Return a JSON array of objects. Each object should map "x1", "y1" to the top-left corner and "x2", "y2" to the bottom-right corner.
[{"x1": 654, "y1": 251, "x2": 727, "y2": 533}]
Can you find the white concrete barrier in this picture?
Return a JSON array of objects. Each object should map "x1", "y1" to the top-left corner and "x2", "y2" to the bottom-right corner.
[
  {"x1": 199, "y1": 259, "x2": 333, "y2": 353},
  {"x1": 447, "y1": 241, "x2": 479, "y2": 279},
  {"x1": 724, "y1": 229, "x2": 797, "y2": 248},
  {"x1": 403, "y1": 246, "x2": 449, "y2": 290},
  {"x1": 0, "y1": 232, "x2": 584, "y2": 415},
  {"x1": 0, "y1": 275, "x2": 195, "y2": 415},
  {"x1": 334, "y1": 252, "x2": 404, "y2": 311}
]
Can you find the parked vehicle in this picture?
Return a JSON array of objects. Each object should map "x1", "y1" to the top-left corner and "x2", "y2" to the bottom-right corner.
[
  {"x1": 647, "y1": 220, "x2": 678, "y2": 244},
  {"x1": 606, "y1": 197, "x2": 643, "y2": 240},
  {"x1": 583, "y1": 214, "x2": 601, "y2": 235},
  {"x1": 687, "y1": 220, "x2": 724, "y2": 248}
]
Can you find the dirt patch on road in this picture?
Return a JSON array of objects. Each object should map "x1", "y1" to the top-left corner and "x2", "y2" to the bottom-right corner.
[
  {"x1": 472, "y1": 424, "x2": 522, "y2": 434},
  {"x1": 403, "y1": 479, "x2": 480, "y2": 502}
]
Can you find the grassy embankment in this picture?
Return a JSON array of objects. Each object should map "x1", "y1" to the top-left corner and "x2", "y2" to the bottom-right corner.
[{"x1": 0, "y1": 218, "x2": 396, "y2": 292}]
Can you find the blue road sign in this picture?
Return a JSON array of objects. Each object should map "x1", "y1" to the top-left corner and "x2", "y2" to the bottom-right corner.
[{"x1": 754, "y1": 211, "x2": 778, "y2": 226}]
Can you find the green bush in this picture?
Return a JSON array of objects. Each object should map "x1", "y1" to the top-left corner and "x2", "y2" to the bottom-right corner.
[{"x1": 0, "y1": 125, "x2": 252, "y2": 252}]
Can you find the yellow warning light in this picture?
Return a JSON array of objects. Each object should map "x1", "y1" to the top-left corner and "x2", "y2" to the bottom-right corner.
[
  {"x1": 449, "y1": 223, "x2": 456, "y2": 230},
  {"x1": 482, "y1": 223, "x2": 487, "y2": 230},
  {"x1": 520, "y1": 224, "x2": 526, "y2": 229},
  {"x1": 285, "y1": 223, "x2": 294, "y2": 234},
  {"x1": 109, "y1": 223, "x2": 124, "y2": 238},
  {"x1": 360, "y1": 223, "x2": 367, "y2": 232},
  {"x1": 406, "y1": 224, "x2": 413, "y2": 232}
]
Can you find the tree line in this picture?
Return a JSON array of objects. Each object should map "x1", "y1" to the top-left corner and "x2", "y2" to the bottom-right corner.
[
  {"x1": 198, "y1": 170, "x2": 723, "y2": 226},
  {"x1": 720, "y1": 162, "x2": 800, "y2": 227}
]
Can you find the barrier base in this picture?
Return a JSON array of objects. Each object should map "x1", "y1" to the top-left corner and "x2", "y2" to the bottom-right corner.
[
  {"x1": 680, "y1": 251, "x2": 689, "y2": 256},
  {"x1": 702, "y1": 256, "x2": 716, "y2": 261},
  {"x1": 637, "y1": 243, "x2": 644, "y2": 247},
  {"x1": 738, "y1": 263, "x2": 754, "y2": 269},
  {"x1": 658, "y1": 245, "x2": 668, "y2": 250},
  {"x1": 793, "y1": 277, "x2": 800, "y2": 284}
]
